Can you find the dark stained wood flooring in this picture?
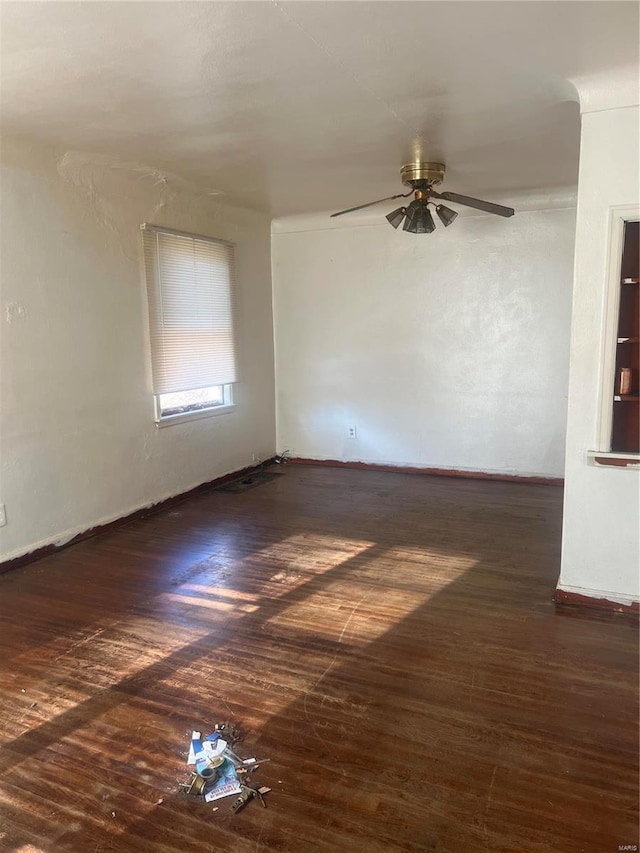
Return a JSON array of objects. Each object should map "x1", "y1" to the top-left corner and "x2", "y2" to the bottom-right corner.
[{"x1": 0, "y1": 465, "x2": 637, "y2": 852}]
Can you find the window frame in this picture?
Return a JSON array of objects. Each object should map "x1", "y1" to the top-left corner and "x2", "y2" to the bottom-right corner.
[{"x1": 141, "y1": 223, "x2": 238, "y2": 427}]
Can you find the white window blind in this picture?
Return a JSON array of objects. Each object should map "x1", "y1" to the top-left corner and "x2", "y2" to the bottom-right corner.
[{"x1": 142, "y1": 225, "x2": 237, "y2": 395}]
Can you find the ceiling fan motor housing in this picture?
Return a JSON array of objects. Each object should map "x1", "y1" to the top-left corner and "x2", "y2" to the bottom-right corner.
[{"x1": 401, "y1": 162, "x2": 446, "y2": 189}]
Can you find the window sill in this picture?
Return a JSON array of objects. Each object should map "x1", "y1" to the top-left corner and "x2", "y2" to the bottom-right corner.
[
  {"x1": 155, "y1": 404, "x2": 235, "y2": 428},
  {"x1": 587, "y1": 450, "x2": 640, "y2": 468}
]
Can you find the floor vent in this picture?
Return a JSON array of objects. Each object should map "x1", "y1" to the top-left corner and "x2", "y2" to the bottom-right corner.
[{"x1": 217, "y1": 470, "x2": 284, "y2": 493}]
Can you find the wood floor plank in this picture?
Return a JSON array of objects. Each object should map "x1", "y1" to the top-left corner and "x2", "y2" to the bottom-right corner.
[{"x1": 0, "y1": 465, "x2": 637, "y2": 852}]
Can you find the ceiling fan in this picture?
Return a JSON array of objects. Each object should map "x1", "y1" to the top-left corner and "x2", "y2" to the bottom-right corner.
[{"x1": 330, "y1": 162, "x2": 514, "y2": 233}]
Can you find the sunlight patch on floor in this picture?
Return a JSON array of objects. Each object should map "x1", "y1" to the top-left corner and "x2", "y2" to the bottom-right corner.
[
  {"x1": 0, "y1": 617, "x2": 214, "y2": 745},
  {"x1": 242, "y1": 533, "x2": 376, "y2": 584},
  {"x1": 268, "y1": 585, "x2": 425, "y2": 645},
  {"x1": 267, "y1": 547, "x2": 480, "y2": 646},
  {"x1": 12, "y1": 846, "x2": 48, "y2": 853},
  {"x1": 179, "y1": 584, "x2": 262, "y2": 603},
  {"x1": 158, "y1": 592, "x2": 259, "y2": 614}
]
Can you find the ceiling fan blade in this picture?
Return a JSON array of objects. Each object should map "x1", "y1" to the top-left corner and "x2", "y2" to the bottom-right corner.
[
  {"x1": 330, "y1": 191, "x2": 412, "y2": 218},
  {"x1": 432, "y1": 190, "x2": 514, "y2": 218}
]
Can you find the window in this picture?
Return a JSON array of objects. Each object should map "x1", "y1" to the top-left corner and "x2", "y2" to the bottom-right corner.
[{"x1": 141, "y1": 224, "x2": 237, "y2": 424}]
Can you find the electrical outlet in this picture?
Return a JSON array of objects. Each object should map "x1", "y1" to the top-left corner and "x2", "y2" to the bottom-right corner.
[
  {"x1": 0, "y1": 504, "x2": 6, "y2": 527},
  {"x1": 347, "y1": 425, "x2": 357, "y2": 439}
]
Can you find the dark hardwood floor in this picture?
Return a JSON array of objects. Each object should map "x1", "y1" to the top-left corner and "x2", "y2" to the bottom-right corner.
[{"x1": 0, "y1": 465, "x2": 637, "y2": 852}]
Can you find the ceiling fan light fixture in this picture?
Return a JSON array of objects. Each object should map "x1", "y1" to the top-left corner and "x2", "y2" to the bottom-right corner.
[
  {"x1": 402, "y1": 203, "x2": 418, "y2": 232},
  {"x1": 435, "y1": 203, "x2": 458, "y2": 227},
  {"x1": 403, "y1": 201, "x2": 435, "y2": 234},
  {"x1": 386, "y1": 207, "x2": 406, "y2": 229},
  {"x1": 415, "y1": 206, "x2": 436, "y2": 234}
]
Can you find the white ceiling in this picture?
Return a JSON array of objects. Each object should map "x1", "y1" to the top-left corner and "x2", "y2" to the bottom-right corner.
[{"x1": 1, "y1": 1, "x2": 638, "y2": 216}]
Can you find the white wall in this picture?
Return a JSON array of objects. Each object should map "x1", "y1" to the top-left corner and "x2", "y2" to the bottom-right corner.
[
  {"x1": 559, "y1": 105, "x2": 640, "y2": 604},
  {"x1": 272, "y1": 197, "x2": 576, "y2": 478},
  {"x1": 0, "y1": 138, "x2": 275, "y2": 561}
]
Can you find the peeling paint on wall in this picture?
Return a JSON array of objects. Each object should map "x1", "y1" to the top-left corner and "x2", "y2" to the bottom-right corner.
[
  {"x1": 5, "y1": 303, "x2": 28, "y2": 323},
  {"x1": 55, "y1": 150, "x2": 232, "y2": 261}
]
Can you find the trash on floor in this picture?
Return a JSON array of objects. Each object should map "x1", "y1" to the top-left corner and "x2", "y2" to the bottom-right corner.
[{"x1": 181, "y1": 722, "x2": 271, "y2": 812}]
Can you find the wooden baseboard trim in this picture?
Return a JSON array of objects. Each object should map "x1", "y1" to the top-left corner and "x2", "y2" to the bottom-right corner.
[
  {"x1": 288, "y1": 457, "x2": 564, "y2": 486},
  {"x1": 0, "y1": 459, "x2": 276, "y2": 576},
  {"x1": 555, "y1": 588, "x2": 640, "y2": 621}
]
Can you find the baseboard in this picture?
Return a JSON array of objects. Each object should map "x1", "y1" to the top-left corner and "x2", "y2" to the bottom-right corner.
[
  {"x1": 555, "y1": 587, "x2": 640, "y2": 621},
  {"x1": 288, "y1": 457, "x2": 564, "y2": 486},
  {"x1": 0, "y1": 459, "x2": 276, "y2": 576}
]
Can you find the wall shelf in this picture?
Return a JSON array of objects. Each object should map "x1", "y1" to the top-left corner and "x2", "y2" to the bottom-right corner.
[{"x1": 611, "y1": 221, "x2": 639, "y2": 453}]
